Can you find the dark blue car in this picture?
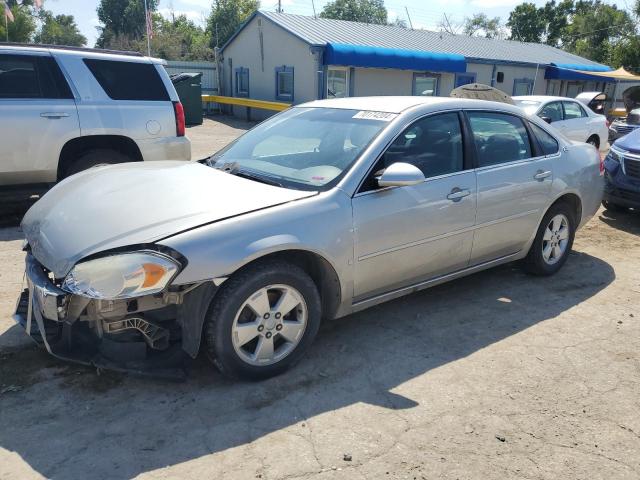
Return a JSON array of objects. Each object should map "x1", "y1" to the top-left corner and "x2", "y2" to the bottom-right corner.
[{"x1": 603, "y1": 128, "x2": 640, "y2": 211}]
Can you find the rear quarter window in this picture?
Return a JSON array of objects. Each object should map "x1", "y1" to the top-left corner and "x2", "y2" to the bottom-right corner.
[
  {"x1": 83, "y1": 59, "x2": 169, "y2": 101},
  {"x1": 530, "y1": 123, "x2": 559, "y2": 155}
]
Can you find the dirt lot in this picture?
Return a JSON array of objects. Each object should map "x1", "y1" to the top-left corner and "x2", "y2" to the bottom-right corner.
[{"x1": 1, "y1": 117, "x2": 639, "y2": 480}]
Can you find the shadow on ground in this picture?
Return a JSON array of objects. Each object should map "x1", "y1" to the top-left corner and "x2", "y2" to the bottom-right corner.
[
  {"x1": 0, "y1": 251, "x2": 614, "y2": 479},
  {"x1": 598, "y1": 206, "x2": 640, "y2": 236}
]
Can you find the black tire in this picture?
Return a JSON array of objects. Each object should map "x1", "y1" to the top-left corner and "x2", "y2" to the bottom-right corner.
[
  {"x1": 586, "y1": 135, "x2": 600, "y2": 149},
  {"x1": 63, "y1": 149, "x2": 132, "y2": 178},
  {"x1": 204, "y1": 261, "x2": 322, "y2": 380},
  {"x1": 523, "y1": 202, "x2": 576, "y2": 276},
  {"x1": 602, "y1": 200, "x2": 628, "y2": 213}
]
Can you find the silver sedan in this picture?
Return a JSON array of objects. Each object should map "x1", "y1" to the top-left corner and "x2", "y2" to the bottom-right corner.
[{"x1": 16, "y1": 96, "x2": 604, "y2": 380}]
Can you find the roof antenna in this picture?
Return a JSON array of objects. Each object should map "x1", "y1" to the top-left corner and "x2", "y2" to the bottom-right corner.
[
  {"x1": 277, "y1": 0, "x2": 282, "y2": 13},
  {"x1": 311, "y1": 0, "x2": 317, "y2": 18},
  {"x1": 405, "y1": 6, "x2": 414, "y2": 29}
]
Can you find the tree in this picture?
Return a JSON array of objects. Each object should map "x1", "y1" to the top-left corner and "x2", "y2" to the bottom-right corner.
[
  {"x1": 463, "y1": 13, "x2": 504, "y2": 39},
  {"x1": 151, "y1": 12, "x2": 213, "y2": 61},
  {"x1": 563, "y1": 0, "x2": 634, "y2": 65},
  {"x1": 320, "y1": 0, "x2": 387, "y2": 25},
  {"x1": 507, "y1": 3, "x2": 545, "y2": 42},
  {"x1": 34, "y1": 11, "x2": 86, "y2": 46},
  {"x1": 207, "y1": 0, "x2": 259, "y2": 48},
  {"x1": 96, "y1": 0, "x2": 159, "y2": 48},
  {"x1": 0, "y1": 1, "x2": 36, "y2": 42}
]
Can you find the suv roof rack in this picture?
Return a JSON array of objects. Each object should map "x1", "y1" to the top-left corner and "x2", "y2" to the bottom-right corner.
[{"x1": 0, "y1": 42, "x2": 144, "y2": 57}]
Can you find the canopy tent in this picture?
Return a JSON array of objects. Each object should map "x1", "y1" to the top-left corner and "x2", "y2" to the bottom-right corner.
[
  {"x1": 545, "y1": 65, "x2": 640, "y2": 82},
  {"x1": 324, "y1": 43, "x2": 467, "y2": 73}
]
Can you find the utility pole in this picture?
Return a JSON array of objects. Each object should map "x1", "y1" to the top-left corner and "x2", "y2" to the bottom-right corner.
[
  {"x1": 144, "y1": 0, "x2": 151, "y2": 56},
  {"x1": 277, "y1": 0, "x2": 282, "y2": 13},
  {"x1": 311, "y1": 0, "x2": 316, "y2": 18},
  {"x1": 405, "y1": 6, "x2": 413, "y2": 30}
]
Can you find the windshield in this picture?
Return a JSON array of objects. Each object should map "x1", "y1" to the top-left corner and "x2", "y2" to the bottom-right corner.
[
  {"x1": 209, "y1": 107, "x2": 394, "y2": 191},
  {"x1": 514, "y1": 99, "x2": 541, "y2": 114}
]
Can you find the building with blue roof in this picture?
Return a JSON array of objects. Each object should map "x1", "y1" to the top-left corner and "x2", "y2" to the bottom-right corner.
[{"x1": 220, "y1": 11, "x2": 630, "y2": 118}]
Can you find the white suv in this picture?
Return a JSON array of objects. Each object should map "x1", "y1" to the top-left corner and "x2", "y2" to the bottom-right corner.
[{"x1": 0, "y1": 44, "x2": 191, "y2": 187}]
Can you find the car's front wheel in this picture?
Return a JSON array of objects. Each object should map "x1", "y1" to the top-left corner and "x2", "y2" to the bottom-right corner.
[
  {"x1": 204, "y1": 261, "x2": 321, "y2": 380},
  {"x1": 524, "y1": 202, "x2": 575, "y2": 276}
]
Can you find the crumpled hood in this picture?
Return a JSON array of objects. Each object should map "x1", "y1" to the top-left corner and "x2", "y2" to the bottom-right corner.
[{"x1": 22, "y1": 161, "x2": 316, "y2": 277}]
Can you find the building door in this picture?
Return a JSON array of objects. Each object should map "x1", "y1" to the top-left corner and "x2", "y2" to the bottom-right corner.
[{"x1": 327, "y1": 67, "x2": 349, "y2": 98}]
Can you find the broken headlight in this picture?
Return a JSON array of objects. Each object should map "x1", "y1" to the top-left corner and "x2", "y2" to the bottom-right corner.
[{"x1": 62, "y1": 251, "x2": 180, "y2": 300}]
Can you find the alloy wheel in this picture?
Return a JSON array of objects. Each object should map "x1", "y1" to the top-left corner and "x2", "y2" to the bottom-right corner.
[
  {"x1": 542, "y1": 213, "x2": 570, "y2": 265},
  {"x1": 231, "y1": 284, "x2": 308, "y2": 366}
]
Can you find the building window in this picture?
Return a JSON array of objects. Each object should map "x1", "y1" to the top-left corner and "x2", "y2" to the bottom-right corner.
[
  {"x1": 546, "y1": 80, "x2": 561, "y2": 96},
  {"x1": 566, "y1": 81, "x2": 583, "y2": 98},
  {"x1": 513, "y1": 78, "x2": 534, "y2": 96},
  {"x1": 235, "y1": 67, "x2": 249, "y2": 97},
  {"x1": 413, "y1": 73, "x2": 439, "y2": 96},
  {"x1": 327, "y1": 67, "x2": 349, "y2": 98},
  {"x1": 455, "y1": 72, "x2": 476, "y2": 88},
  {"x1": 275, "y1": 65, "x2": 294, "y2": 101}
]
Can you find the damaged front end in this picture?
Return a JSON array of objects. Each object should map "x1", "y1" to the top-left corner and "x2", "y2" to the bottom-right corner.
[{"x1": 13, "y1": 252, "x2": 216, "y2": 380}]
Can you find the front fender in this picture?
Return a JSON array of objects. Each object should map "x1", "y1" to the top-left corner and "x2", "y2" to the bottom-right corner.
[{"x1": 158, "y1": 189, "x2": 354, "y2": 302}]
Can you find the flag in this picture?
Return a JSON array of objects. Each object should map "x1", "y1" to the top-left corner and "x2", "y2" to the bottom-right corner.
[
  {"x1": 4, "y1": 2, "x2": 14, "y2": 22},
  {"x1": 145, "y1": 9, "x2": 153, "y2": 39}
]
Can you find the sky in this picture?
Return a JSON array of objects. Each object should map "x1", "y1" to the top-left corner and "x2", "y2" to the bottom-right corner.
[{"x1": 43, "y1": 0, "x2": 569, "y2": 48}]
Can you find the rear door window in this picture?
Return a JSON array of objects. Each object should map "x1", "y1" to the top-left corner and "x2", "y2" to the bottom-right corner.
[
  {"x1": 0, "y1": 54, "x2": 72, "y2": 99},
  {"x1": 83, "y1": 59, "x2": 169, "y2": 101},
  {"x1": 467, "y1": 112, "x2": 532, "y2": 167}
]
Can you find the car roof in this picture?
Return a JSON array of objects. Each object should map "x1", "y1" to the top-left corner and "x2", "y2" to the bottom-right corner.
[
  {"x1": 513, "y1": 95, "x2": 578, "y2": 103},
  {"x1": 298, "y1": 96, "x2": 526, "y2": 115},
  {"x1": 0, "y1": 42, "x2": 165, "y2": 64}
]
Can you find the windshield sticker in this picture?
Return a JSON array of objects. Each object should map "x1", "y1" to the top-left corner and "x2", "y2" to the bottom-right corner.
[{"x1": 352, "y1": 111, "x2": 397, "y2": 122}]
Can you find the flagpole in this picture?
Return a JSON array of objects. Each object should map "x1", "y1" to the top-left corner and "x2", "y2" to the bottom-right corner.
[{"x1": 143, "y1": 0, "x2": 151, "y2": 56}]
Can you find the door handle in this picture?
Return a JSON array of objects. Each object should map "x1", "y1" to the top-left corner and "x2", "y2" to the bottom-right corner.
[
  {"x1": 40, "y1": 112, "x2": 69, "y2": 119},
  {"x1": 534, "y1": 170, "x2": 552, "y2": 181},
  {"x1": 446, "y1": 188, "x2": 471, "y2": 201}
]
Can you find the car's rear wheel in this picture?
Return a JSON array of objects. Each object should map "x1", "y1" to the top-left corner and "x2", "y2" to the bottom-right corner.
[
  {"x1": 63, "y1": 149, "x2": 132, "y2": 178},
  {"x1": 524, "y1": 202, "x2": 575, "y2": 276},
  {"x1": 602, "y1": 200, "x2": 628, "y2": 213},
  {"x1": 204, "y1": 261, "x2": 321, "y2": 380}
]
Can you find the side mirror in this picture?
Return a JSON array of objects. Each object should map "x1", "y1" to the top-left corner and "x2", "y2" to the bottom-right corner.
[
  {"x1": 377, "y1": 162, "x2": 425, "y2": 188},
  {"x1": 540, "y1": 116, "x2": 553, "y2": 124}
]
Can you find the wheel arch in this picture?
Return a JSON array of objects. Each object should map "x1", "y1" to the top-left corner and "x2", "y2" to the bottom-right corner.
[
  {"x1": 543, "y1": 191, "x2": 583, "y2": 228},
  {"x1": 226, "y1": 248, "x2": 343, "y2": 322},
  {"x1": 57, "y1": 135, "x2": 143, "y2": 180}
]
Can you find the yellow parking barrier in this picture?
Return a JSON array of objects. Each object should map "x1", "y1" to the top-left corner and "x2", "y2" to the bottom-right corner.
[{"x1": 201, "y1": 95, "x2": 291, "y2": 112}]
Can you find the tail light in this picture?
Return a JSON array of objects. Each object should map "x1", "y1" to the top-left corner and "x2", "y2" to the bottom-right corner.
[
  {"x1": 173, "y1": 101, "x2": 185, "y2": 137},
  {"x1": 599, "y1": 152, "x2": 605, "y2": 176}
]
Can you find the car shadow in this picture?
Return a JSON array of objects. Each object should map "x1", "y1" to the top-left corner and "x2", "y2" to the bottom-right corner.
[
  {"x1": 599, "y1": 207, "x2": 640, "y2": 236},
  {"x1": 0, "y1": 251, "x2": 614, "y2": 479}
]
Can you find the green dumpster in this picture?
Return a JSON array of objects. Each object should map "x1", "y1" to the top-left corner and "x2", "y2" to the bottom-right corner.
[{"x1": 170, "y1": 72, "x2": 203, "y2": 126}]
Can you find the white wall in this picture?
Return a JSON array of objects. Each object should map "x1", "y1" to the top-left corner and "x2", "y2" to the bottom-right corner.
[{"x1": 222, "y1": 14, "x2": 318, "y2": 119}]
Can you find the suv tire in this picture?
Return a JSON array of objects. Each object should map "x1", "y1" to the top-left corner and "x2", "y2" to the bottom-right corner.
[
  {"x1": 204, "y1": 261, "x2": 322, "y2": 380},
  {"x1": 524, "y1": 202, "x2": 576, "y2": 276},
  {"x1": 64, "y1": 149, "x2": 132, "y2": 178}
]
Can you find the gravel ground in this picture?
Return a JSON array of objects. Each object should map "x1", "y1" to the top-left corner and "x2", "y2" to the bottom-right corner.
[{"x1": 0, "y1": 116, "x2": 639, "y2": 480}]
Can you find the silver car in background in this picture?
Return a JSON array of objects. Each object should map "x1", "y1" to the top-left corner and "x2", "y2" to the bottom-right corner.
[{"x1": 15, "y1": 97, "x2": 603, "y2": 380}]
